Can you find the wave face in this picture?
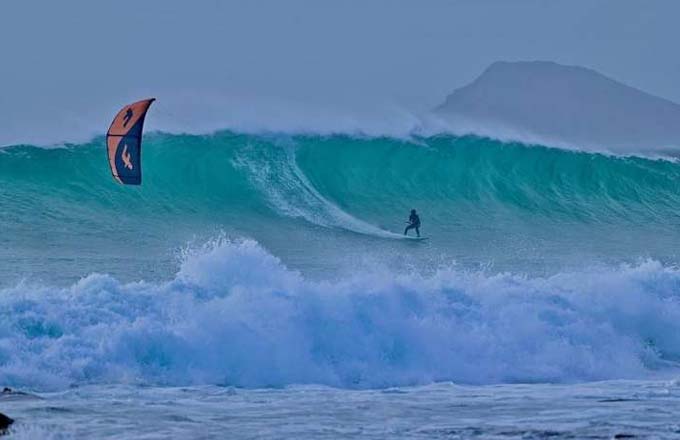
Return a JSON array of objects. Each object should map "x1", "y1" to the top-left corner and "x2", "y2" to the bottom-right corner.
[
  {"x1": 1, "y1": 238, "x2": 679, "y2": 390},
  {"x1": 1, "y1": 132, "x2": 680, "y2": 283}
]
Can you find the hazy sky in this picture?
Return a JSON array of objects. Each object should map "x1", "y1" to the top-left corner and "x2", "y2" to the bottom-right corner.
[{"x1": 1, "y1": 0, "x2": 679, "y2": 145}]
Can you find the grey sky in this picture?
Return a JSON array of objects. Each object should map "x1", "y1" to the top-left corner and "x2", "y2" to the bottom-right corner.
[{"x1": 1, "y1": 0, "x2": 678, "y2": 145}]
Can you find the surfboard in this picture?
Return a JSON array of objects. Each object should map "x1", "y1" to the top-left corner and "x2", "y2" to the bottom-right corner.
[{"x1": 404, "y1": 236, "x2": 428, "y2": 241}]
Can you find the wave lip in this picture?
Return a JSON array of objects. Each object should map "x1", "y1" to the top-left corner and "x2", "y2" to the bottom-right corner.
[{"x1": 0, "y1": 238, "x2": 679, "y2": 391}]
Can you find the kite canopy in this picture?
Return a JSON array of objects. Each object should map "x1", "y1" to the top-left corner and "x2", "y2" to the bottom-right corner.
[{"x1": 106, "y1": 98, "x2": 155, "y2": 185}]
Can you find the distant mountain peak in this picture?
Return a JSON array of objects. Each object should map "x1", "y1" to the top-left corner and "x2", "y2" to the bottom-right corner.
[{"x1": 436, "y1": 61, "x2": 680, "y2": 152}]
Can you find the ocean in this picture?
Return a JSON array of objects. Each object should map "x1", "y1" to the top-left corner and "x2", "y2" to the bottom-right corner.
[{"x1": 1, "y1": 132, "x2": 680, "y2": 438}]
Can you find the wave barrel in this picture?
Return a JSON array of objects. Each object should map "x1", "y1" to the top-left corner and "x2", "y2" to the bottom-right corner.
[{"x1": 106, "y1": 98, "x2": 155, "y2": 185}]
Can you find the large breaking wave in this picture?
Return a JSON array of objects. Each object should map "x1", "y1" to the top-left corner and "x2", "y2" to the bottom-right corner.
[
  {"x1": 2, "y1": 131, "x2": 680, "y2": 283},
  {"x1": 1, "y1": 238, "x2": 679, "y2": 391},
  {"x1": 2, "y1": 131, "x2": 680, "y2": 236}
]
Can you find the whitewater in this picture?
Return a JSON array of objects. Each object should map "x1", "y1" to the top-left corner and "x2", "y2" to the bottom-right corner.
[{"x1": 2, "y1": 131, "x2": 680, "y2": 438}]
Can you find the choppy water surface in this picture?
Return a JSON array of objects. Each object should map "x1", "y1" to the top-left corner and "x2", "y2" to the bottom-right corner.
[{"x1": 4, "y1": 381, "x2": 680, "y2": 439}]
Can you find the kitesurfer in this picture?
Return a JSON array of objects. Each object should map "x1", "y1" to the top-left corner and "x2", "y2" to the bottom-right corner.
[{"x1": 404, "y1": 209, "x2": 421, "y2": 237}]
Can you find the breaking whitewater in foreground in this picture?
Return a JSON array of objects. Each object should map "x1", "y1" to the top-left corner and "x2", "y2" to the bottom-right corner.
[{"x1": 2, "y1": 237, "x2": 680, "y2": 390}]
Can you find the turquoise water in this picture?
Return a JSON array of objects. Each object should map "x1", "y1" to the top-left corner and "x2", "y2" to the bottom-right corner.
[{"x1": 1, "y1": 132, "x2": 679, "y2": 285}]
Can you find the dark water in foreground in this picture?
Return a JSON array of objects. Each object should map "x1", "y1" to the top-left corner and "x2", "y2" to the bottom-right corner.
[{"x1": 4, "y1": 381, "x2": 680, "y2": 439}]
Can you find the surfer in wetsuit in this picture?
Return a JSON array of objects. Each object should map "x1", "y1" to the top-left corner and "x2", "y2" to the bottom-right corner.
[{"x1": 404, "y1": 209, "x2": 421, "y2": 237}]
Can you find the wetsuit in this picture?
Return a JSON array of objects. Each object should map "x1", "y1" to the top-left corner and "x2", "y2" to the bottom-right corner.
[{"x1": 404, "y1": 213, "x2": 421, "y2": 237}]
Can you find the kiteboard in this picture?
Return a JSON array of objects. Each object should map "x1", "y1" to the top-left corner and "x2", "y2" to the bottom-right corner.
[{"x1": 404, "y1": 236, "x2": 428, "y2": 241}]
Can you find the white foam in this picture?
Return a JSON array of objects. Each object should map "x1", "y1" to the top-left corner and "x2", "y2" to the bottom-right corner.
[{"x1": 0, "y1": 238, "x2": 678, "y2": 391}]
